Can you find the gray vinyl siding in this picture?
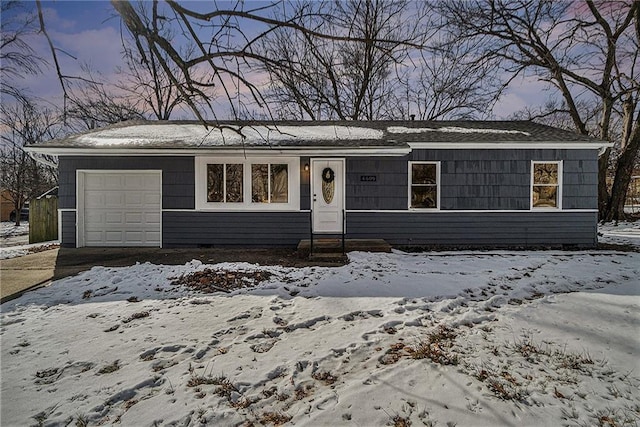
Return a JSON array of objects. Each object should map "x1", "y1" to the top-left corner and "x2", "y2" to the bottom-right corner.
[
  {"x1": 57, "y1": 149, "x2": 598, "y2": 248},
  {"x1": 411, "y1": 149, "x2": 598, "y2": 210},
  {"x1": 300, "y1": 156, "x2": 311, "y2": 210},
  {"x1": 57, "y1": 156, "x2": 195, "y2": 209},
  {"x1": 163, "y1": 211, "x2": 310, "y2": 247},
  {"x1": 346, "y1": 157, "x2": 408, "y2": 210},
  {"x1": 61, "y1": 211, "x2": 76, "y2": 247},
  {"x1": 346, "y1": 211, "x2": 597, "y2": 248},
  {"x1": 339, "y1": 149, "x2": 598, "y2": 211}
]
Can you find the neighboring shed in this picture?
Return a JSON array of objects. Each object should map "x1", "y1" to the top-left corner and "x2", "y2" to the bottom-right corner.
[{"x1": 26, "y1": 120, "x2": 609, "y2": 249}]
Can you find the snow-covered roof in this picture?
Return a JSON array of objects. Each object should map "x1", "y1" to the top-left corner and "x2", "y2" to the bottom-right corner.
[
  {"x1": 76, "y1": 124, "x2": 385, "y2": 147},
  {"x1": 27, "y1": 120, "x2": 607, "y2": 153}
]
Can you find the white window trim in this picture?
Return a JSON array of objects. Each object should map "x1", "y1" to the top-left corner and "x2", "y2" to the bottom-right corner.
[
  {"x1": 408, "y1": 161, "x2": 441, "y2": 210},
  {"x1": 195, "y1": 156, "x2": 300, "y2": 211},
  {"x1": 530, "y1": 160, "x2": 563, "y2": 210}
]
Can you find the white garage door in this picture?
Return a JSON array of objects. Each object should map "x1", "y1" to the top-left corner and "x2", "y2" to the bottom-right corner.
[{"x1": 81, "y1": 171, "x2": 161, "y2": 247}]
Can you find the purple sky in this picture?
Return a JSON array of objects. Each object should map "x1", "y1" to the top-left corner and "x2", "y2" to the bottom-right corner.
[{"x1": 9, "y1": 1, "x2": 548, "y2": 119}]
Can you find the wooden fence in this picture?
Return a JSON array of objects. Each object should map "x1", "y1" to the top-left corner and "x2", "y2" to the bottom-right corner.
[{"x1": 29, "y1": 197, "x2": 58, "y2": 243}]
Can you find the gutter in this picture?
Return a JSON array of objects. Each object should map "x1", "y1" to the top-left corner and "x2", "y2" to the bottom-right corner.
[{"x1": 24, "y1": 146, "x2": 413, "y2": 157}]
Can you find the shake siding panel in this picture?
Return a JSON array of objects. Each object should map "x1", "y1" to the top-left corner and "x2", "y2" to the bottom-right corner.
[
  {"x1": 163, "y1": 212, "x2": 309, "y2": 247},
  {"x1": 346, "y1": 211, "x2": 596, "y2": 247},
  {"x1": 60, "y1": 211, "x2": 76, "y2": 247},
  {"x1": 58, "y1": 156, "x2": 195, "y2": 209}
]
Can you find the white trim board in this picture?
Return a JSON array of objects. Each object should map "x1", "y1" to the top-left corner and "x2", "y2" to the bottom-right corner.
[
  {"x1": 26, "y1": 147, "x2": 411, "y2": 157},
  {"x1": 408, "y1": 161, "x2": 441, "y2": 211},
  {"x1": 194, "y1": 156, "x2": 301, "y2": 211},
  {"x1": 530, "y1": 160, "x2": 563, "y2": 210},
  {"x1": 161, "y1": 208, "x2": 597, "y2": 214},
  {"x1": 408, "y1": 141, "x2": 611, "y2": 149},
  {"x1": 345, "y1": 209, "x2": 598, "y2": 214}
]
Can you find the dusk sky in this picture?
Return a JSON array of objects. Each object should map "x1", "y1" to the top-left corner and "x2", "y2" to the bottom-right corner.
[{"x1": 7, "y1": 1, "x2": 549, "y2": 119}]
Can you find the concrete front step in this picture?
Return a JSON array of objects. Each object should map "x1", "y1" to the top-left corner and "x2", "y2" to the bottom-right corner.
[{"x1": 297, "y1": 238, "x2": 392, "y2": 255}]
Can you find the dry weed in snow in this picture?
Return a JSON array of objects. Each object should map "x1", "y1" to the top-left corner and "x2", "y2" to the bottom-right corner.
[{"x1": 1, "y1": 249, "x2": 639, "y2": 426}]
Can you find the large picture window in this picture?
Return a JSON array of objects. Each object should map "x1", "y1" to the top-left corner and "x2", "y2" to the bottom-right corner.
[
  {"x1": 196, "y1": 157, "x2": 299, "y2": 211},
  {"x1": 532, "y1": 161, "x2": 562, "y2": 209},
  {"x1": 410, "y1": 162, "x2": 439, "y2": 209}
]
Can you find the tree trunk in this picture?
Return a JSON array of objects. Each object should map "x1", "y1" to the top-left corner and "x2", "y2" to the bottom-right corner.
[
  {"x1": 605, "y1": 126, "x2": 640, "y2": 221},
  {"x1": 598, "y1": 148, "x2": 611, "y2": 220}
]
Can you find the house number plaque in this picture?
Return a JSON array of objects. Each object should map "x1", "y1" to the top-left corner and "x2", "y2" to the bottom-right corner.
[{"x1": 360, "y1": 175, "x2": 377, "y2": 182}]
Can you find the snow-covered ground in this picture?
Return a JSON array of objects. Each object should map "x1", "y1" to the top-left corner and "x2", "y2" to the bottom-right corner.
[
  {"x1": 1, "y1": 221, "x2": 28, "y2": 239},
  {"x1": 0, "y1": 241, "x2": 59, "y2": 260},
  {"x1": 0, "y1": 222, "x2": 59, "y2": 258},
  {"x1": 599, "y1": 220, "x2": 640, "y2": 247},
  {"x1": 2, "y1": 244, "x2": 639, "y2": 426}
]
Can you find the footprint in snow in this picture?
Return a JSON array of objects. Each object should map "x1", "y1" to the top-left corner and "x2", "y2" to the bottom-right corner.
[{"x1": 316, "y1": 392, "x2": 339, "y2": 410}]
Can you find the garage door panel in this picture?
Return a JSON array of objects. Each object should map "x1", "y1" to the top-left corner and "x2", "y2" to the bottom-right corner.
[
  {"x1": 144, "y1": 193, "x2": 161, "y2": 205},
  {"x1": 144, "y1": 212, "x2": 161, "y2": 224},
  {"x1": 123, "y1": 212, "x2": 141, "y2": 224},
  {"x1": 104, "y1": 175, "x2": 126, "y2": 189},
  {"x1": 124, "y1": 192, "x2": 143, "y2": 205},
  {"x1": 105, "y1": 231, "x2": 125, "y2": 243},
  {"x1": 85, "y1": 175, "x2": 105, "y2": 190},
  {"x1": 85, "y1": 193, "x2": 106, "y2": 208},
  {"x1": 123, "y1": 231, "x2": 143, "y2": 242},
  {"x1": 82, "y1": 172, "x2": 161, "y2": 247},
  {"x1": 85, "y1": 231, "x2": 103, "y2": 241},
  {"x1": 105, "y1": 192, "x2": 126, "y2": 207},
  {"x1": 105, "y1": 212, "x2": 124, "y2": 224}
]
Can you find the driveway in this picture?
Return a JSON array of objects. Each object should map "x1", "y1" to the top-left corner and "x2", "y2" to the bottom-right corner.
[
  {"x1": 1, "y1": 248, "x2": 59, "y2": 302},
  {"x1": 0, "y1": 247, "x2": 338, "y2": 303}
]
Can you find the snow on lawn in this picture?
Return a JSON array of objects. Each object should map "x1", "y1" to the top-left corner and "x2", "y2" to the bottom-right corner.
[
  {"x1": 1, "y1": 221, "x2": 28, "y2": 239},
  {"x1": 599, "y1": 220, "x2": 640, "y2": 247},
  {"x1": 0, "y1": 241, "x2": 59, "y2": 260},
  {"x1": 1, "y1": 249, "x2": 639, "y2": 426}
]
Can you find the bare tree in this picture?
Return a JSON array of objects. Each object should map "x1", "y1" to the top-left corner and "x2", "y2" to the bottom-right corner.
[
  {"x1": 102, "y1": 0, "x2": 434, "y2": 124},
  {"x1": 435, "y1": 0, "x2": 639, "y2": 221},
  {"x1": 258, "y1": 0, "x2": 427, "y2": 120},
  {"x1": 396, "y1": 40, "x2": 504, "y2": 120},
  {"x1": 64, "y1": 66, "x2": 146, "y2": 131},
  {"x1": 1, "y1": 1, "x2": 47, "y2": 99},
  {"x1": 0, "y1": 98, "x2": 60, "y2": 226},
  {"x1": 113, "y1": 2, "x2": 198, "y2": 120}
]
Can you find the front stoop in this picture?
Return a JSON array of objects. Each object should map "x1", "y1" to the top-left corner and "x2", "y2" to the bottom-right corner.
[{"x1": 297, "y1": 238, "x2": 392, "y2": 261}]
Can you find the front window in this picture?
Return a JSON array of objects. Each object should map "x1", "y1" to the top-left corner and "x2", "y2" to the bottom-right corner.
[
  {"x1": 532, "y1": 161, "x2": 561, "y2": 208},
  {"x1": 196, "y1": 157, "x2": 299, "y2": 211},
  {"x1": 410, "y1": 162, "x2": 439, "y2": 209},
  {"x1": 207, "y1": 164, "x2": 243, "y2": 203},
  {"x1": 252, "y1": 164, "x2": 288, "y2": 203}
]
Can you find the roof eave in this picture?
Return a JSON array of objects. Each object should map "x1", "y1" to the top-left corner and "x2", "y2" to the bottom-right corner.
[
  {"x1": 408, "y1": 141, "x2": 612, "y2": 149},
  {"x1": 24, "y1": 145, "x2": 412, "y2": 157}
]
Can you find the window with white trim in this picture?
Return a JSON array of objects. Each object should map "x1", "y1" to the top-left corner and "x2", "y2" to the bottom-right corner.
[
  {"x1": 207, "y1": 163, "x2": 243, "y2": 203},
  {"x1": 410, "y1": 162, "x2": 439, "y2": 209},
  {"x1": 251, "y1": 164, "x2": 288, "y2": 203},
  {"x1": 195, "y1": 157, "x2": 299, "y2": 211},
  {"x1": 532, "y1": 161, "x2": 562, "y2": 209}
]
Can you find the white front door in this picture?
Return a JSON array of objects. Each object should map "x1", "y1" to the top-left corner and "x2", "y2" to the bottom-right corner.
[{"x1": 312, "y1": 159, "x2": 345, "y2": 233}]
